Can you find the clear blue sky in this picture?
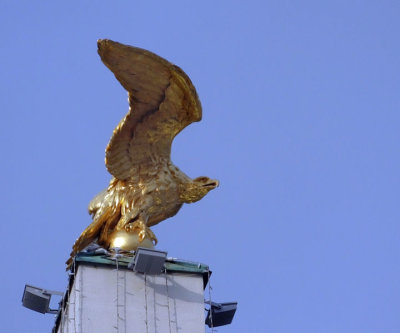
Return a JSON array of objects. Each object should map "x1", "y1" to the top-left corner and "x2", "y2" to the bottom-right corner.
[{"x1": 1, "y1": 1, "x2": 399, "y2": 332}]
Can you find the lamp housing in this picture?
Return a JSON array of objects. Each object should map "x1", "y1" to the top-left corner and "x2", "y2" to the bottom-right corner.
[
  {"x1": 205, "y1": 301, "x2": 237, "y2": 327},
  {"x1": 22, "y1": 284, "x2": 63, "y2": 314},
  {"x1": 128, "y1": 247, "x2": 167, "y2": 275}
]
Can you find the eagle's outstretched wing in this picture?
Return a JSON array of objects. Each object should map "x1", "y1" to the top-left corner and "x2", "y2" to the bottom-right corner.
[{"x1": 98, "y1": 39, "x2": 202, "y2": 180}]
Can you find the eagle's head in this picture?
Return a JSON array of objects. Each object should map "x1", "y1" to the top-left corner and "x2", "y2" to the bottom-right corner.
[{"x1": 180, "y1": 176, "x2": 219, "y2": 203}]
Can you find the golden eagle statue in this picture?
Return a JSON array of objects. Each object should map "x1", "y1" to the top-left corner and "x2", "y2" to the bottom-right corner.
[{"x1": 66, "y1": 40, "x2": 218, "y2": 268}]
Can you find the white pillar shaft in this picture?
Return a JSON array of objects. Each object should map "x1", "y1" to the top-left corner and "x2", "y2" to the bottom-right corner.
[{"x1": 58, "y1": 265, "x2": 205, "y2": 333}]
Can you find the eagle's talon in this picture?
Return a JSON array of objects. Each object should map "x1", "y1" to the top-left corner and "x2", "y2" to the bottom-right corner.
[{"x1": 125, "y1": 220, "x2": 157, "y2": 245}]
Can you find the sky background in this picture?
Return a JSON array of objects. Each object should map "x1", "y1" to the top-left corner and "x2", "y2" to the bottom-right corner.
[{"x1": 1, "y1": 1, "x2": 399, "y2": 332}]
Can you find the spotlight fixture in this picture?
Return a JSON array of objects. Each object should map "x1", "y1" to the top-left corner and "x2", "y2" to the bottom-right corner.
[
  {"x1": 128, "y1": 247, "x2": 167, "y2": 275},
  {"x1": 205, "y1": 301, "x2": 237, "y2": 327},
  {"x1": 22, "y1": 284, "x2": 63, "y2": 314}
]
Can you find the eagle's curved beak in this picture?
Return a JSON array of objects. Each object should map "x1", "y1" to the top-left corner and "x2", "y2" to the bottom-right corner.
[{"x1": 204, "y1": 179, "x2": 219, "y2": 189}]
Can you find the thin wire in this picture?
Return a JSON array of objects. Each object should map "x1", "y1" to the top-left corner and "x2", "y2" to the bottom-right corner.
[
  {"x1": 164, "y1": 270, "x2": 172, "y2": 333},
  {"x1": 114, "y1": 250, "x2": 127, "y2": 333},
  {"x1": 144, "y1": 273, "x2": 149, "y2": 333},
  {"x1": 152, "y1": 276, "x2": 158, "y2": 333},
  {"x1": 60, "y1": 292, "x2": 64, "y2": 333},
  {"x1": 123, "y1": 269, "x2": 127, "y2": 333},
  {"x1": 59, "y1": 277, "x2": 65, "y2": 333},
  {"x1": 59, "y1": 309, "x2": 63, "y2": 333},
  {"x1": 73, "y1": 259, "x2": 77, "y2": 333},
  {"x1": 78, "y1": 263, "x2": 83, "y2": 333},
  {"x1": 172, "y1": 294, "x2": 179, "y2": 332},
  {"x1": 116, "y1": 256, "x2": 120, "y2": 333},
  {"x1": 207, "y1": 269, "x2": 214, "y2": 332}
]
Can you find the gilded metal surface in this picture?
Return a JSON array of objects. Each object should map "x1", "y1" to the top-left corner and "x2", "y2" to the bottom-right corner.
[{"x1": 66, "y1": 40, "x2": 218, "y2": 268}]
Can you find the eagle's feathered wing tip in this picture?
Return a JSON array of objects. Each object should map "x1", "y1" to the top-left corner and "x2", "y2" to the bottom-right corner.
[
  {"x1": 96, "y1": 39, "x2": 203, "y2": 181},
  {"x1": 65, "y1": 208, "x2": 111, "y2": 270}
]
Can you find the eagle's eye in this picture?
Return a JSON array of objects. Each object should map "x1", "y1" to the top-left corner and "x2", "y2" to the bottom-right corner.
[
  {"x1": 194, "y1": 176, "x2": 209, "y2": 183},
  {"x1": 194, "y1": 177, "x2": 219, "y2": 189}
]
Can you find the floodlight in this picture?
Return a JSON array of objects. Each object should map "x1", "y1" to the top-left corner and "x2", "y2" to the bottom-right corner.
[
  {"x1": 128, "y1": 247, "x2": 167, "y2": 275},
  {"x1": 205, "y1": 301, "x2": 237, "y2": 327},
  {"x1": 22, "y1": 284, "x2": 63, "y2": 314}
]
